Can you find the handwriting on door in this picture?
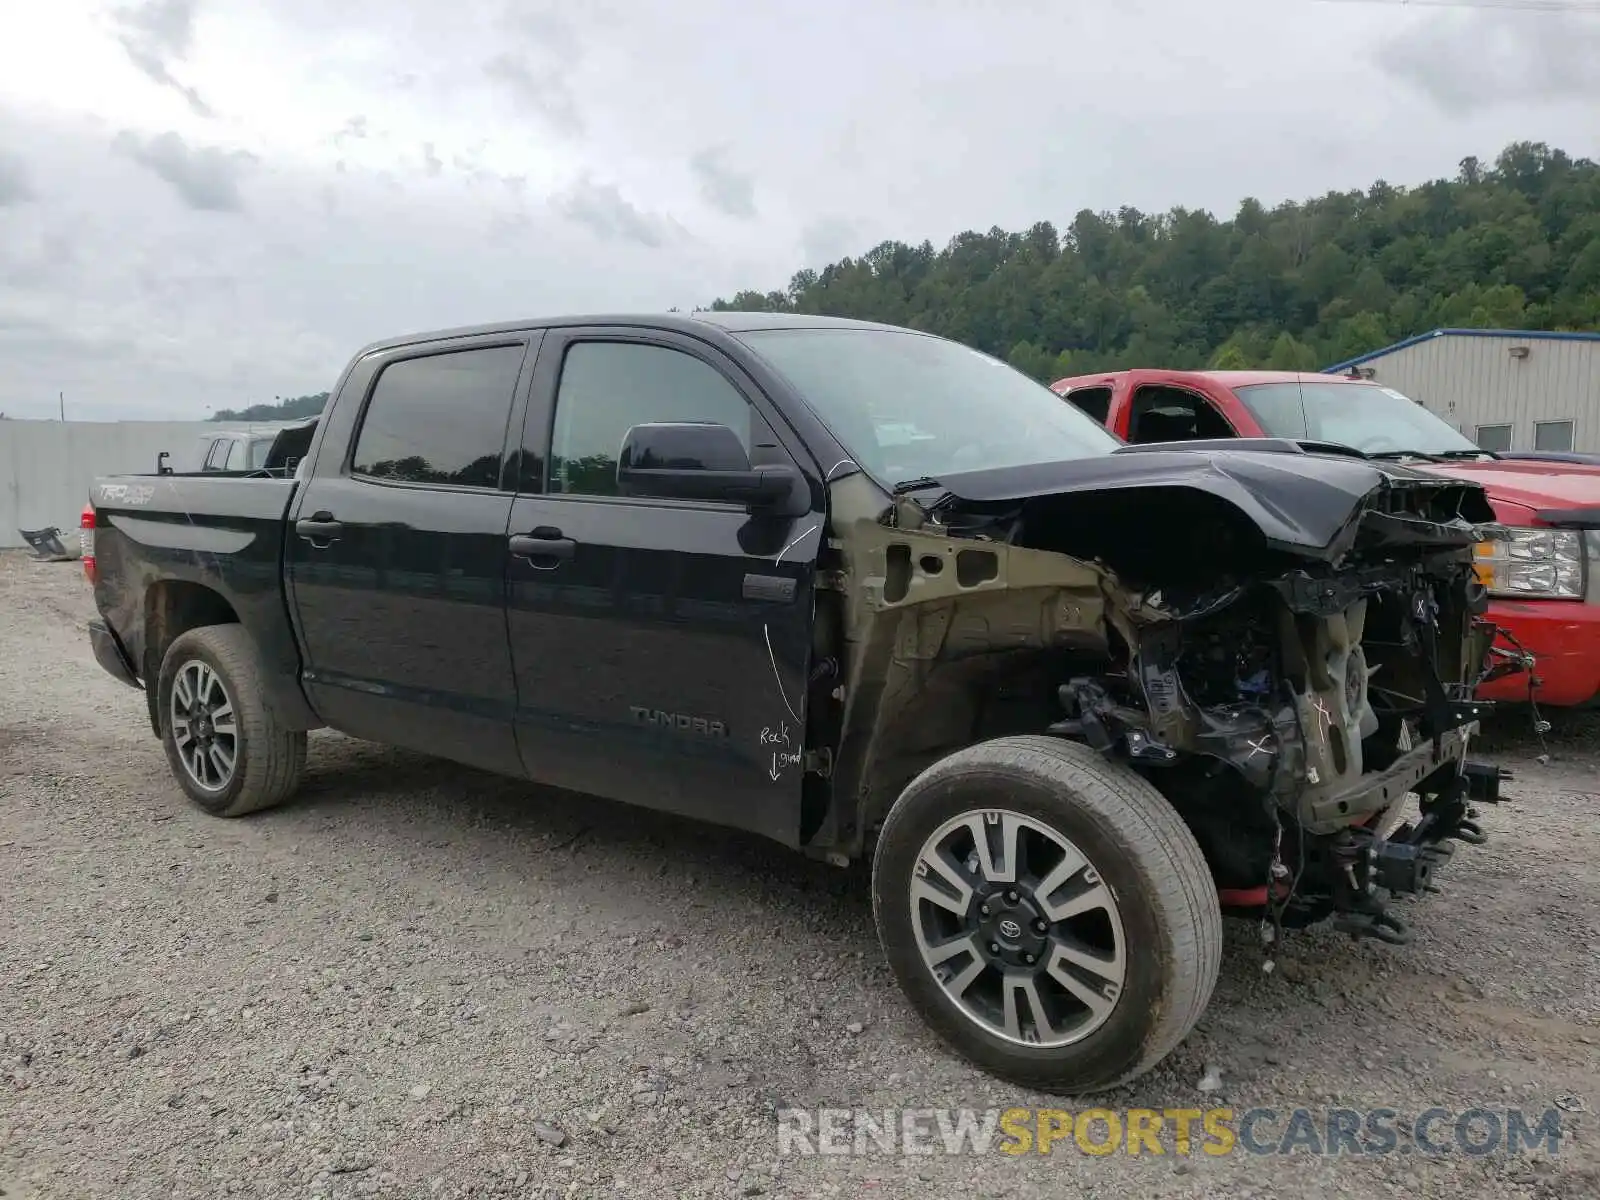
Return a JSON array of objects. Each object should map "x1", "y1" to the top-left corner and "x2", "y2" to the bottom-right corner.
[{"x1": 761, "y1": 723, "x2": 801, "y2": 781}]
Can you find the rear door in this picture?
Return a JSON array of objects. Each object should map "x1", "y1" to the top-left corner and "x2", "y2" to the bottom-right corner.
[
  {"x1": 285, "y1": 334, "x2": 535, "y2": 776},
  {"x1": 504, "y1": 327, "x2": 822, "y2": 846}
]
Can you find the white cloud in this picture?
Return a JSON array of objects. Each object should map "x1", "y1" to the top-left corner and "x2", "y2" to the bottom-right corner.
[
  {"x1": 553, "y1": 175, "x2": 684, "y2": 248},
  {"x1": 483, "y1": 50, "x2": 585, "y2": 135},
  {"x1": 1377, "y1": 10, "x2": 1600, "y2": 114},
  {"x1": 112, "y1": 0, "x2": 213, "y2": 117},
  {"x1": 690, "y1": 146, "x2": 757, "y2": 220},
  {"x1": 113, "y1": 129, "x2": 257, "y2": 211},
  {"x1": 0, "y1": 150, "x2": 35, "y2": 206},
  {"x1": 0, "y1": 0, "x2": 1593, "y2": 418}
]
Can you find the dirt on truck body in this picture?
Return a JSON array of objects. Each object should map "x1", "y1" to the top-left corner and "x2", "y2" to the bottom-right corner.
[
  {"x1": 816, "y1": 441, "x2": 1516, "y2": 1088},
  {"x1": 825, "y1": 441, "x2": 1505, "y2": 918},
  {"x1": 82, "y1": 312, "x2": 1521, "y2": 1094}
]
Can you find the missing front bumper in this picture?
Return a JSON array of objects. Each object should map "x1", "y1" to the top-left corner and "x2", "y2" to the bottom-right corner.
[{"x1": 1303, "y1": 724, "x2": 1473, "y2": 831}]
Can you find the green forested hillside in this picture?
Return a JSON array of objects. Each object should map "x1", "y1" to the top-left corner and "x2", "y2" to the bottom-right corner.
[
  {"x1": 712, "y1": 142, "x2": 1600, "y2": 381},
  {"x1": 210, "y1": 392, "x2": 328, "y2": 422}
]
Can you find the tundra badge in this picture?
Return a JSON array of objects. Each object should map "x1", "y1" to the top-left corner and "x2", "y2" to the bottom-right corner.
[{"x1": 629, "y1": 707, "x2": 729, "y2": 738}]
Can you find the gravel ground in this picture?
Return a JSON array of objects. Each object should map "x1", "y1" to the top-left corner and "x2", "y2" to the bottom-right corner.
[{"x1": 1, "y1": 549, "x2": 1597, "y2": 1200}]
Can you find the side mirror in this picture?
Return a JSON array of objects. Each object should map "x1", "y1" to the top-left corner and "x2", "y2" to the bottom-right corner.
[{"x1": 618, "y1": 422, "x2": 802, "y2": 509}]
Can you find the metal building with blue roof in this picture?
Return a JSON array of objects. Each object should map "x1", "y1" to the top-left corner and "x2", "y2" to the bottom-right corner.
[{"x1": 1322, "y1": 328, "x2": 1600, "y2": 453}]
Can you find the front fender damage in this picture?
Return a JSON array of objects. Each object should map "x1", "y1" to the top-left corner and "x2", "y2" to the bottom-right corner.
[{"x1": 810, "y1": 458, "x2": 1525, "y2": 951}]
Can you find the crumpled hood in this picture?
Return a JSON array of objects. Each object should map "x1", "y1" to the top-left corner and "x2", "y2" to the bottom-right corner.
[{"x1": 925, "y1": 443, "x2": 1496, "y2": 559}]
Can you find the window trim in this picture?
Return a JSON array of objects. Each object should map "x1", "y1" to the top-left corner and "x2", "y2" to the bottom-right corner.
[
  {"x1": 1533, "y1": 418, "x2": 1576, "y2": 454},
  {"x1": 1474, "y1": 422, "x2": 1515, "y2": 452},
  {"x1": 343, "y1": 338, "x2": 533, "y2": 495},
  {"x1": 202, "y1": 438, "x2": 228, "y2": 470},
  {"x1": 1127, "y1": 383, "x2": 1232, "y2": 443},
  {"x1": 521, "y1": 327, "x2": 807, "y2": 506}
]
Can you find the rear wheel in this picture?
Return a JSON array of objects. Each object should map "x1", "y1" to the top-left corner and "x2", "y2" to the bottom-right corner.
[
  {"x1": 871, "y1": 735, "x2": 1222, "y2": 1094},
  {"x1": 158, "y1": 625, "x2": 306, "y2": 817}
]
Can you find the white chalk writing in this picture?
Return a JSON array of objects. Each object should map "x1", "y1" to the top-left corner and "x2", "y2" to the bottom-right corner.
[{"x1": 761, "y1": 723, "x2": 800, "y2": 781}]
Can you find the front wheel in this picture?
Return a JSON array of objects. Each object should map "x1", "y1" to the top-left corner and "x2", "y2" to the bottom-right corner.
[
  {"x1": 871, "y1": 735, "x2": 1222, "y2": 1094},
  {"x1": 157, "y1": 624, "x2": 306, "y2": 817}
]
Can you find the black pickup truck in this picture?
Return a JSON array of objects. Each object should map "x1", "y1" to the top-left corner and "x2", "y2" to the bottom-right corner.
[{"x1": 85, "y1": 312, "x2": 1516, "y2": 1093}]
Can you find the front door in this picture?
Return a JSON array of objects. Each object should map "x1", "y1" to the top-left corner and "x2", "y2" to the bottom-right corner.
[
  {"x1": 505, "y1": 329, "x2": 822, "y2": 846},
  {"x1": 285, "y1": 336, "x2": 533, "y2": 776}
]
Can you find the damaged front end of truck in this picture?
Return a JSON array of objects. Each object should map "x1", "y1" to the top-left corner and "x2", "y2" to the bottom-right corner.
[{"x1": 812, "y1": 441, "x2": 1523, "y2": 949}]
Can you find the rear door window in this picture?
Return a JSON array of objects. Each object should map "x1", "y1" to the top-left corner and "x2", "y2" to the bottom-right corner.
[
  {"x1": 351, "y1": 344, "x2": 527, "y2": 489},
  {"x1": 1063, "y1": 386, "x2": 1112, "y2": 424},
  {"x1": 1127, "y1": 385, "x2": 1235, "y2": 442}
]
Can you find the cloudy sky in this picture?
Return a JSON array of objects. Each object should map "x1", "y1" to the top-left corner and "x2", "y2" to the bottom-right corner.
[{"x1": 0, "y1": 0, "x2": 1596, "y2": 420}]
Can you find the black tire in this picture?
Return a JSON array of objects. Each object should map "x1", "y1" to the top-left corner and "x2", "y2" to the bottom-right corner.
[
  {"x1": 871, "y1": 734, "x2": 1222, "y2": 1094},
  {"x1": 157, "y1": 624, "x2": 306, "y2": 817}
]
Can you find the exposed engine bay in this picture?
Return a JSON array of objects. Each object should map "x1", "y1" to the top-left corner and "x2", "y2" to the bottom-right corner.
[{"x1": 815, "y1": 442, "x2": 1526, "y2": 950}]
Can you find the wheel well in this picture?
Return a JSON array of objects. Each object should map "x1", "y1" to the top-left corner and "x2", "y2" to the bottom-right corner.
[
  {"x1": 142, "y1": 581, "x2": 240, "y2": 736},
  {"x1": 852, "y1": 647, "x2": 1091, "y2": 852}
]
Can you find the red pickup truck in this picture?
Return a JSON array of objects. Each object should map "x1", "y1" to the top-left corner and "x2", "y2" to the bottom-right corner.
[{"x1": 1051, "y1": 368, "x2": 1600, "y2": 708}]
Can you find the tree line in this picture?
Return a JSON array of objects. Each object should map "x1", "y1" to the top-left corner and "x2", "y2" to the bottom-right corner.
[
  {"x1": 218, "y1": 140, "x2": 1598, "y2": 422},
  {"x1": 711, "y1": 141, "x2": 1600, "y2": 381},
  {"x1": 210, "y1": 392, "x2": 329, "y2": 422}
]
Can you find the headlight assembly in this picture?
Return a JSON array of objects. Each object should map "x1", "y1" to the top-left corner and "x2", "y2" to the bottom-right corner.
[{"x1": 1474, "y1": 528, "x2": 1586, "y2": 599}]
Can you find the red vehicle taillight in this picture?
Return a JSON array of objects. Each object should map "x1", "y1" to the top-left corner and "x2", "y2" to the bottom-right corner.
[{"x1": 80, "y1": 502, "x2": 96, "y2": 585}]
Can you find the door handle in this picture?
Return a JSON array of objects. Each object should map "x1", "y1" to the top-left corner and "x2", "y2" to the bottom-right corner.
[
  {"x1": 295, "y1": 512, "x2": 343, "y2": 546},
  {"x1": 509, "y1": 529, "x2": 576, "y2": 567}
]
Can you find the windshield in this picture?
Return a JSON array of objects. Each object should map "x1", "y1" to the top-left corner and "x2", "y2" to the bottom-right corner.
[
  {"x1": 1235, "y1": 381, "x2": 1481, "y2": 456},
  {"x1": 735, "y1": 327, "x2": 1120, "y2": 485}
]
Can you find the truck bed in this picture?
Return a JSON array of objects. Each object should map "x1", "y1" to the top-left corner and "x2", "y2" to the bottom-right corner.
[{"x1": 88, "y1": 472, "x2": 314, "y2": 733}]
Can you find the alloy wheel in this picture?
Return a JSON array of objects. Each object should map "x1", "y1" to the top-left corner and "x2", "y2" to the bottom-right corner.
[
  {"x1": 909, "y1": 808, "x2": 1126, "y2": 1048},
  {"x1": 170, "y1": 659, "x2": 238, "y2": 792}
]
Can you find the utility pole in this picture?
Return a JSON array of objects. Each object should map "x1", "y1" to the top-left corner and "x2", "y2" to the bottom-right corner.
[{"x1": 59, "y1": 391, "x2": 65, "y2": 421}]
